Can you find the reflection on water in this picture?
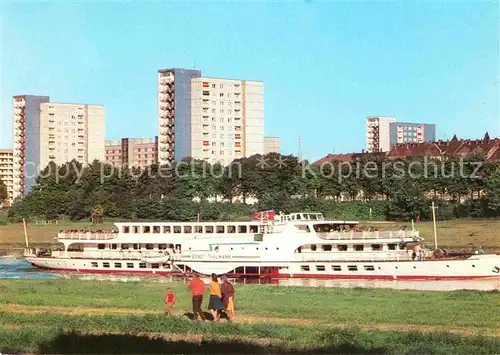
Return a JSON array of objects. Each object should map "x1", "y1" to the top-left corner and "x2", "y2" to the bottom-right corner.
[
  {"x1": 0, "y1": 257, "x2": 498, "y2": 291},
  {"x1": 0, "y1": 256, "x2": 56, "y2": 279}
]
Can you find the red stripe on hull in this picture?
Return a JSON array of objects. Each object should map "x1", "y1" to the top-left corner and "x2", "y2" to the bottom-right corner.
[
  {"x1": 31, "y1": 264, "x2": 499, "y2": 280},
  {"x1": 278, "y1": 273, "x2": 500, "y2": 280}
]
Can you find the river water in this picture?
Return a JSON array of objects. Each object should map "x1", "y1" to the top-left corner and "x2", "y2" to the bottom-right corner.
[{"x1": 1, "y1": 256, "x2": 499, "y2": 291}]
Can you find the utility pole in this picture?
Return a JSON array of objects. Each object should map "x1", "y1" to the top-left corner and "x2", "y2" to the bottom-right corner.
[{"x1": 431, "y1": 201, "x2": 438, "y2": 249}]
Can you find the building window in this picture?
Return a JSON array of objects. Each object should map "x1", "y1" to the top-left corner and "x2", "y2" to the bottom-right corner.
[
  {"x1": 220, "y1": 93, "x2": 224, "y2": 97},
  {"x1": 220, "y1": 150, "x2": 224, "y2": 155},
  {"x1": 203, "y1": 91, "x2": 209, "y2": 96}
]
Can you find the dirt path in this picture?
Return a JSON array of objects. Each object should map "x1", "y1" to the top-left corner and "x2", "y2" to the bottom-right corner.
[{"x1": 1, "y1": 303, "x2": 498, "y2": 338}]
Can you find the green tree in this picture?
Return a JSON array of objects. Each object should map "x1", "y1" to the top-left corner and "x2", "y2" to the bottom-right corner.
[
  {"x1": 485, "y1": 165, "x2": 500, "y2": 214},
  {"x1": 0, "y1": 178, "x2": 8, "y2": 206}
]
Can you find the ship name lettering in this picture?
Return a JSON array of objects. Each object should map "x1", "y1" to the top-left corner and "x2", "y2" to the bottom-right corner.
[{"x1": 191, "y1": 253, "x2": 231, "y2": 260}]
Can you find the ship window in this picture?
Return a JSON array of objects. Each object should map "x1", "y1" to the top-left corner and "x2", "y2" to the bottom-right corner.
[
  {"x1": 301, "y1": 265, "x2": 310, "y2": 271},
  {"x1": 139, "y1": 263, "x2": 147, "y2": 269},
  {"x1": 216, "y1": 226, "x2": 225, "y2": 233},
  {"x1": 143, "y1": 226, "x2": 151, "y2": 233},
  {"x1": 103, "y1": 262, "x2": 110, "y2": 268},
  {"x1": 388, "y1": 244, "x2": 397, "y2": 250},
  {"x1": 296, "y1": 224, "x2": 310, "y2": 232},
  {"x1": 173, "y1": 226, "x2": 181, "y2": 234},
  {"x1": 127, "y1": 263, "x2": 134, "y2": 268},
  {"x1": 122, "y1": 226, "x2": 130, "y2": 233},
  {"x1": 364, "y1": 265, "x2": 375, "y2": 271},
  {"x1": 151, "y1": 264, "x2": 159, "y2": 269},
  {"x1": 371, "y1": 244, "x2": 382, "y2": 251},
  {"x1": 146, "y1": 244, "x2": 154, "y2": 250},
  {"x1": 111, "y1": 244, "x2": 117, "y2": 250},
  {"x1": 249, "y1": 225, "x2": 258, "y2": 233},
  {"x1": 316, "y1": 265, "x2": 326, "y2": 271},
  {"x1": 399, "y1": 243, "x2": 406, "y2": 250},
  {"x1": 133, "y1": 244, "x2": 139, "y2": 250},
  {"x1": 332, "y1": 265, "x2": 341, "y2": 271},
  {"x1": 205, "y1": 226, "x2": 214, "y2": 233},
  {"x1": 337, "y1": 245, "x2": 348, "y2": 251},
  {"x1": 348, "y1": 265, "x2": 358, "y2": 271},
  {"x1": 195, "y1": 226, "x2": 203, "y2": 233},
  {"x1": 115, "y1": 263, "x2": 122, "y2": 268},
  {"x1": 354, "y1": 245, "x2": 364, "y2": 251},
  {"x1": 97, "y1": 244, "x2": 105, "y2": 250},
  {"x1": 91, "y1": 262, "x2": 98, "y2": 267},
  {"x1": 184, "y1": 226, "x2": 192, "y2": 233},
  {"x1": 132, "y1": 226, "x2": 140, "y2": 233},
  {"x1": 227, "y1": 225, "x2": 236, "y2": 233},
  {"x1": 310, "y1": 245, "x2": 317, "y2": 251},
  {"x1": 153, "y1": 226, "x2": 161, "y2": 234},
  {"x1": 321, "y1": 245, "x2": 332, "y2": 251},
  {"x1": 238, "y1": 225, "x2": 247, "y2": 233},
  {"x1": 121, "y1": 244, "x2": 129, "y2": 250},
  {"x1": 159, "y1": 244, "x2": 167, "y2": 250},
  {"x1": 163, "y1": 226, "x2": 171, "y2": 233}
]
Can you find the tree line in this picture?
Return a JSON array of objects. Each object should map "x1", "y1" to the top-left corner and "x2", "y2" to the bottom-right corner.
[{"x1": 4, "y1": 152, "x2": 500, "y2": 222}]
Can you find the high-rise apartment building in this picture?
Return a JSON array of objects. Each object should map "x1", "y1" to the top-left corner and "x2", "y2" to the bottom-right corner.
[
  {"x1": 264, "y1": 136, "x2": 280, "y2": 154},
  {"x1": 157, "y1": 68, "x2": 201, "y2": 165},
  {"x1": 366, "y1": 116, "x2": 396, "y2": 153},
  {"x1": 105, "y1": 137, "x2": 158, "y2": 169},
  {"x1": 0, "y1": 149, "x2": 14, "y2": 207},
  {"x1": 12, "y1": 95, "x2": 50, "y2": 199},
  {"x1": 157, "y1": 68, "x2": 265, "y2": 166},
  {"x1": 390, "y1": 122, "x2": 436, "y2": 146},
  {"x1": 12, "y1": 95, "x2": 105, "y2": 199},
  {"x1": 191, "y1": 77, "x2": 264, "y2": 166}
]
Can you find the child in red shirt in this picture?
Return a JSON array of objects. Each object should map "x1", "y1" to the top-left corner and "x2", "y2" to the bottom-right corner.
[{"x1": 164, "y1": 288, "x2": 175, "y2": 316}]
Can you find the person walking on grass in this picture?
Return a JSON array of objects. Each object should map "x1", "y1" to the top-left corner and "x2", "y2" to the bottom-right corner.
[
  {"x1": 164, "y1": 288, "x2": 175, "y2": 316},
  {"x1": 188, "y1": 275, "x2": 206, "y2": 321},
  {"x1": 208, "y1": 273, "x2": 224, "y2": 321},
  {"x1": 221, "y1": 276, "x2": 235, "y2": 321}
]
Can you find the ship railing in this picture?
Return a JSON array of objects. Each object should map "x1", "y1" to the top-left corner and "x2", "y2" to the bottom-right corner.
[
  {"x1": 57, "y1": 233, "x2": 117, "y2": 240},
  {"x1": 63, "y1": 250, "x2": 175, "y2": 260},
  {"x1": 317, "y1": 230, "x2": 419, "y2": 240}
]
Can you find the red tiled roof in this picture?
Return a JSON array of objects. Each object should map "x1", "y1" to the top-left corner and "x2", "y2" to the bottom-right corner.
[
  {"x1": 387, "y1": 136, "x2": 500, "y2": 162},
  {"x1": 314, "y1": 134, "x2": 500, "y2": 165},
  {"x1": 313, "y1": 153, "x2": 353, "y2": 165}
]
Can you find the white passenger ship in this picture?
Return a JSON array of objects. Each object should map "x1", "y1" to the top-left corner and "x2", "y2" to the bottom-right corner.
[{"x1": 24, "y1": 211, "x2": 500, "y2": 280}]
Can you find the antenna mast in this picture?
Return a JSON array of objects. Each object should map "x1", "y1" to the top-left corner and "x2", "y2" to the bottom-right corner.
[{"x1": 298, "y1": 135, "x2": 302, "y2": 162}]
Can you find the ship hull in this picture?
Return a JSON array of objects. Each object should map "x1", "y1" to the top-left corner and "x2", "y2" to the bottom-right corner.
[{"x1": 26, "y1": 255, "x2": 500, "y2": 280}]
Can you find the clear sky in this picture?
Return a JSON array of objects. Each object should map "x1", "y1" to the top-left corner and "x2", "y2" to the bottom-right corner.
[{"x1": 1, "y1": 1, "x2": 498, "y2": 161}]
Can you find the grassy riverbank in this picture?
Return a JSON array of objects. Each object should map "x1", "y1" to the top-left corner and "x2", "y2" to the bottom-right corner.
[
  {"x1": 1, "y1": 215, "x2": 500, "y2": 251},
  {"x1": 0, "y1": 279, "x2": 499, "y2": 354}
]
